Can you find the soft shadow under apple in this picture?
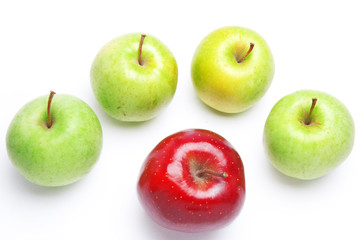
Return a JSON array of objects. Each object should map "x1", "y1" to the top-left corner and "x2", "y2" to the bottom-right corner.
[
  {"x1": 266, "y1": 160, "x2": 328, "y2": 188},
  {"x1": 137, "y1": 209, "x2": 223, "y2": 240},
  {"x1": 9, "y1": 165, "x2": 84, "y2": 197},
  {"x1": 193, "y1": 89, "x2": 265, "y2": 120},
  {"x1": 91, "y1": 99, "x2": 155, "y2": 129}
]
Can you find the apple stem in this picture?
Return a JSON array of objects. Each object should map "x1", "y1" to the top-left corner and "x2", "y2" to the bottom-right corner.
[
  {"x1": 47, "y1": 91, "x2": 56, "y2": 128},
  {"x1": 305, "y1": 98, "x2": 317, "y2": 125},
  {"x1": 237, "y1": 42, "x2": 255, "y2": 63},
  {"x1": 196, "y1": 170, "x2": 228, "y2": 178},
  {"x1": 138, "y1": 34, "x2": 146, "y2": 66}
]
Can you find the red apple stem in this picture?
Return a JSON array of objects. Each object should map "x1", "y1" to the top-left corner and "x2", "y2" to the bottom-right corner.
[
  {"x1": 305, "y1": 98, "x2": 317, "y2": 125},
  {"x1": 196, "y1": 170, "x2": 228, "y2": 178},
  {"x1": 138, "y1": 34, "x2": 146, "y2": 66},
  {"x1": 237, "y1": 42, "x2": 255, "y2": 63},
  {"x1": 47, "y1": 91, "x2": 56, "y2": 128}
]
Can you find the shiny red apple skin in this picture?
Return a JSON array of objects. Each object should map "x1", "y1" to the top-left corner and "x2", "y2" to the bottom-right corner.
[{"x1": 137, "y1": 129, "x2": 245, "y2": 233}]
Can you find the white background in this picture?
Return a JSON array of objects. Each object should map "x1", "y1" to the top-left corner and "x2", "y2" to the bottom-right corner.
[{"x1": 0, "y1": 1, "x2": 359, "y2": 239}]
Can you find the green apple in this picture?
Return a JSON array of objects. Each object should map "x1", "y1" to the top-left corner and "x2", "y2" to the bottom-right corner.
[
  {"x1": 90, "y1": 33, "x2": 178, "y2": 122},
  {"x1": 264, "y1": 90, "x2": 355, "y2": 180},
  {"x1": 191, "y1": 26, "x2": 274, "y2": 113},
  {"x1": 6, "y1": 91, "x2": 103, "y2": 186}
]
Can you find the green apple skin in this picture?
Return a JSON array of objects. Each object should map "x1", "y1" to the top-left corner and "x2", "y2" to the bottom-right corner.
[
  {"x1": 191, "y1": 26, "x2": 274, "y2": 113},
  {"x1": 6, "y1": 94, "x2": 103, "y2": 187},
  {"x1": 90, "y1": 33, "x2": 178, "y2": 122},
  {"x1": 264, "y1": 90, "x2": 355, "y2": 180}
]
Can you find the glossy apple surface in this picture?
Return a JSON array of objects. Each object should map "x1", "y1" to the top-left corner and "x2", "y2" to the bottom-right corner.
[
  {"x1": 6, "y1": 92, "x2": 103, "y2": 186},
  {"x1": 264, "y1": 90, "x2": 355, "y2": 179},
  {"x1": 191, "y1": 26, "x2": 274, "y2": 113},
  {"x1": 91, "y1": 33, "x2": 178, "y2": 122},
  {"x1": 137, "y1": 129, "x2": 245, "y2": 232}
]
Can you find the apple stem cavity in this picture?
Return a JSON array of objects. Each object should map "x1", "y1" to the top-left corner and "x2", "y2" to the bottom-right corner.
[
  {"x1": 138, "y1": 34, "x2": 146, "y2": 66},
  {"x1": 305, "y1": 98, "x2": 317, "y2": 125},
  {"x1": 196, "y1": 169, "x2": 228, "y2": 178},
  {"x1": 237, "y1": 42, "x2": 255, "y2": 63},
  {"x1": 47, "y1": 91, "x2": 56, "y2": 128}
]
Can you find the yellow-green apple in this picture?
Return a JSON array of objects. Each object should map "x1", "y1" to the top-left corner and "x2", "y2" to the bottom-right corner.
[
  {"x1": 91, "y1": 33, "x2": 178, "y2": 122},
  {"x1": 264, "y1": 90, "x2": 355, "y2": 180},
  {"x1": 191, "y1": 26, "x2": 274, "y2": 113},
  {"x1": 6, "y1": 91, "x2": 103, "y2": 186}
]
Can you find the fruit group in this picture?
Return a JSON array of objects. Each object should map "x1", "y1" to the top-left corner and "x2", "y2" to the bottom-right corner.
[
  {"x1": 91, "y1": 33, "x2": 178, "y2": 122},
  {"x1": 6, "y1": 92, "x2": 103, "y2": 186},
  {"x1": 191, "y1": 26, "x2": 274, "y2": 113},
  {"x1": 264, "y1": 90, "x2": 355, "y2": 180},
  {"x1": 137, "y1": 129, "x2": 245, "y2": 232}
]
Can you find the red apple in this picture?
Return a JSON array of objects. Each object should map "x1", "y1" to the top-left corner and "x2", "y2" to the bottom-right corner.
[{"x1": 137, "y1": 129, "x2": 246, "y2": 232}]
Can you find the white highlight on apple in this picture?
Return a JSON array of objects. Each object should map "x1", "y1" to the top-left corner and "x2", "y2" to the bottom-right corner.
[{"x1": 167, "y1": 142, "x2": 226, "y2": 199}]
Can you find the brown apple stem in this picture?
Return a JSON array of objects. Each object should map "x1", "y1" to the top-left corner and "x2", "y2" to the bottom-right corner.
[
  {"x1": 47, "y1": 91, "x2": 56, "y2": 128},
  {"x1": 196, "y1": 169, "x2": 228, "y2": 178},
  {"x1": 305, "y1": 98, "x2": 317, "y2": 125},
  {"x1": 237, "y1": 42, "x2": 255, "y2": 63},
  {"x1": 138, "y1": 34, "x2": 146, "y2": 66}
]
